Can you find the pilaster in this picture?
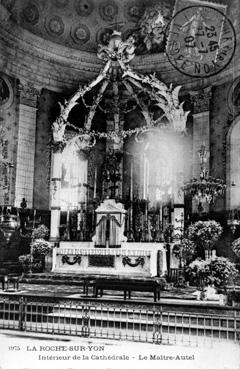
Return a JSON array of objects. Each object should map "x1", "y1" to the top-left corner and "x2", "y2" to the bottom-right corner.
[{"x1": 15, "y1": 81, "x2": 40, "y2": 207}]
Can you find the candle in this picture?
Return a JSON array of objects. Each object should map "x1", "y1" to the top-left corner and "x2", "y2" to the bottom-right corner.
[
  {"x1": 33, "y1": 209, "x2": 36, "y2": 228},
  {"x1": 93, "y1": 167, "x2": 97, "y2": 198}
]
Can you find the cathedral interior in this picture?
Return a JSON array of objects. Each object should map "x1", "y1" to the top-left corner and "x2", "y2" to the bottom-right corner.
[{"x1": 0, "y1": 0, "x2": 239, "y2": 277}]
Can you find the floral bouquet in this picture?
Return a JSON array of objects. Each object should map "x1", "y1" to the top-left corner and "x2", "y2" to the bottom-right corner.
[
  {"x1": 32, "y1": 224, "x2": 49, "y2": 240},
  {"x1": 18, "y1": 254, "x2": 32, "y2": 273},
  {"x1": 187, "y1": 220, "x2": 222, "y2": 250},
  {"x1": 172, "y1": 237, "x2": 196, "y2": 263},
  {"x1": 210, "y1": 257, "x2": 238, "y2": 291},
  {"x1": 185, "y1": 258, "x2": 211, "y2": 290},
  {"x1": 232, "y1": 237, "x2": 240, "y2": 257},
  {"x1": 32, "y1": 239, "x2": 52, "y2": 258}
]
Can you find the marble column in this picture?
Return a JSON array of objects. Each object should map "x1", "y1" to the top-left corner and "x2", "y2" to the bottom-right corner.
[
  {"x1": 190, "y1": 87, "x2": 212, "y2": 213},
  {"x1": 15, "y1": 81, "x2": 40, "y2": 207}
]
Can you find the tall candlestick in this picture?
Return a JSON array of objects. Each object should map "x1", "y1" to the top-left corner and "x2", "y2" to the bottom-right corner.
[
  {"x1": 93, "y1": 167, "x2": 97, "y2": 198},
  {"x1": 130, "y1": 162, "x2": 133, "y2": 202},
  {"x1": 143, "y1": 154, "x2": 146, "y2": 199},
  {"x1": 146, "y1": 159, "x2": 149, "y2": 199}
]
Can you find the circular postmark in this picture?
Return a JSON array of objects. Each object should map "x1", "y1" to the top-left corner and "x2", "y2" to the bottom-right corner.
[{"x1": 165, "y1": 5, "x2": 236, "y2": 78}]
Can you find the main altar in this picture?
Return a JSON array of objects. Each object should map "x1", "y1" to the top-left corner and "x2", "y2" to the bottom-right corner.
[{"x1": 50, "y1": 31, "x2": 190, "y2": 278}]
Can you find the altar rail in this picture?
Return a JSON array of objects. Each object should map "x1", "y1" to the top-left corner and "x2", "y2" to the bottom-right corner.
[{"x1": 0, "y1": 295, "x2": 239, "y2": 347}]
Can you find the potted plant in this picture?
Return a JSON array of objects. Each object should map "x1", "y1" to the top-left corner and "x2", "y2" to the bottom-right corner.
[
  {"x1": 31, "y1": 239, "x2": 52, "y2": 271},
  {"x1": 18, "y1": 254, "x2": 32, "y2": 274},
  {"x1": 172, "y1": 237, "x2": 197, "y2": 265},
  {"x1": 185, "y1": 258, "x2": 211, "y2": 298},
  {"x1": 30, "y1": 225, "x2": 51, "y2": 272},
  {"x1": 232, "y1": 237, "x2": 240, "y2": 257},
  {"x1": 187, "y1": 220, "x2": 222, "y2": 259},
  {"x1": 209, "y1": 257, "x2": 238, "y2": 293}
]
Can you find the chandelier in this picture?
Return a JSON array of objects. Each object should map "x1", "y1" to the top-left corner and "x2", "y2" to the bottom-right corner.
[{"x1": 183, "y1": 144, "x2": 226, "y2": 205}]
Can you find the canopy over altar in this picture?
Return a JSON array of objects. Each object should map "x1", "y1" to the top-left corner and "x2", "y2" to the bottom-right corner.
[{"x1": 50, "y1": 30, "x2": 190, "y2": 277}]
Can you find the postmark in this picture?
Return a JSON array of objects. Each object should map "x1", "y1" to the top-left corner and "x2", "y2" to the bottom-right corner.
[{"x1": 165, "y1": 5, "x2": 236, "y2": 78}]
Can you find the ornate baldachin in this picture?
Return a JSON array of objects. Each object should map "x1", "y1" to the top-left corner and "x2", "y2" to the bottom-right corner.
[{"x1": 51, "y1": 30, "x2": 189, "y2": 148}]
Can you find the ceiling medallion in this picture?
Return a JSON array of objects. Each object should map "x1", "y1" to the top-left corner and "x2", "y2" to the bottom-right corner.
[
  {"x1": 99, "y1": 0, "x2": 118, "y2": 22},
  {"x1": 22, "y1": 3, "x2": 39, "y2": 25},
  {"x1": 45, "y1": 16, "x2": 65, "y2": 36},
  {"x1": 71, "y1": 24, "x2": 90, "y2": 44},
  {"x1": 124, "y1": 1, "x2": 144, "y2": 22},
  {"x1": 74, "y1": 0, "x2": 94, "y2": 16},
  {"x1": 2, "y1": 0, "x2": 16, "y2": 11}
]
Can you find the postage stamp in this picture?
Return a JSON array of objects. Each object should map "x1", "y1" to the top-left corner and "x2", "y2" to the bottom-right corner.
[{"x1": 165, "y1": 5, "x2": 236, "y2": 78}]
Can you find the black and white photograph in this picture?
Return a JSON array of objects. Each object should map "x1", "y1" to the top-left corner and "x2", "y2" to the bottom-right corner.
[{"x1": 0, "y1": 0, "x2": 239, "y2": 368}]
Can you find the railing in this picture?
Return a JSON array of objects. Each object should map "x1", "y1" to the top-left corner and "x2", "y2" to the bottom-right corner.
[{"x1": 0, "y1": 295, "x2": 239, "y2": 346}]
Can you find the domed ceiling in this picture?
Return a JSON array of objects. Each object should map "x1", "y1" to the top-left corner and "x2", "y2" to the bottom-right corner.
[
  {"x1": 2, "y1": 0, "x2": 175, "y2": 54},
  {"x1": 2, "y1": 0, "x2": 237, "y2": 55}
]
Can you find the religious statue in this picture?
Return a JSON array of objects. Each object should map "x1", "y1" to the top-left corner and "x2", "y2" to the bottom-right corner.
[{"x1": 138, "y1": 4, "x2": 171, "y2": 51}]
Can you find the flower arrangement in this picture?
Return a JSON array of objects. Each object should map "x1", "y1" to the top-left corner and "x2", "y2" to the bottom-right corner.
[
  {"x1": 185, "y1": 256, "x2": 238, "y2": 292},
  {"x1": 172, "y1": 238, "x2": 196, "y2": 262},
  {"x1": 32, "y1": 239, "x2": 52, "y2": 258},
  {"x1": 210, "y1": 257, "x2": 238, "y2": 291},
  {"x1": 187, "y1": 220, "x2": 222, "y2": 250},
  {"x1": 231, "y1": 237, "x2": 240, "y2": 257},
  {"x1": 185, "y1": 258, "x2": 211, "y2": 290},
  {"x1": 32, "y1": 225, "x2": 49, "y2": 240}
]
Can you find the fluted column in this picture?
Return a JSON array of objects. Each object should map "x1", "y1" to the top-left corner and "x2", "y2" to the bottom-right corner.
[
  {"x1": 190, "y1": 87, "x2": 212, "y2": 213},
  {"x1": 15, "y1": 81, "x2": 40, "y2": 207}
]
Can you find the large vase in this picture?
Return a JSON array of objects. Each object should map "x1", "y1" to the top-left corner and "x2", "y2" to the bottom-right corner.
[{"x1": 0, "y1": 214, "x2": 18, "y2": 241}]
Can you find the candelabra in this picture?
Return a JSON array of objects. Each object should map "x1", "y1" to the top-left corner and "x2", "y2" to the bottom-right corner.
[{"x1": 183, "y1": 144, "x2": 226, "y2": 209}]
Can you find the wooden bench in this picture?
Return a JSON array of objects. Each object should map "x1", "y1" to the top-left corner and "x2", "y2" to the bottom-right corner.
[{"x1": 92, "y1": 278, "x2": 164, "y2": 302}]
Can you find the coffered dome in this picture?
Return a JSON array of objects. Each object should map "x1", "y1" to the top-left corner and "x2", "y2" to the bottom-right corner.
[{"x1": 3, "y1": 0, "x2": 174, "y2": 53}]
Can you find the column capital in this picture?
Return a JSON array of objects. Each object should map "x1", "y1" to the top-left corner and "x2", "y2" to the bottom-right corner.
[
  {"x1": 190, "y1": 87, "x2": 212, "y2": 114},
  {"x1": 18, "y1": 81, "x2": 41, "y2": 107}
]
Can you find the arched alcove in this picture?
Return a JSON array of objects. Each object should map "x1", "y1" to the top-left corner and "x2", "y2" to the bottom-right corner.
[{"x1": 226, "y1": 115, "x2": 240, "y2": 209}]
